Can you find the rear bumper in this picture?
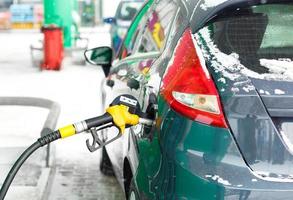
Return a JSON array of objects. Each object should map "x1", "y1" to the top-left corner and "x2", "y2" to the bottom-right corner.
[
  {"x1": 158, "y1": 108, "x2": 293, "y2": 199},
  {"x1": 175, "y1": 162, "x2": 293, "y2": 200}
]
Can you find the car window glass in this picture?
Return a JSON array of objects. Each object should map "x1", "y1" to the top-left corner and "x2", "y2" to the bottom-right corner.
[
  {"x1": 148, "y1": 8, "x2": 185, "y2": 79},
  {"x1": 135, "y1": 0, "x2": 178, "y2": 53},
  {"x1": 127, "y1": 13, "x2": 149, "y2": 54},
  {"x1": 118, "y1": 1, "x2": 154, "y2": 59},
  {"x1": 195, "y1": 3, "x2": 293, "y2": 81},
  {"x1": 116, "y1": 2, "x2": 142, "y2": 21}
]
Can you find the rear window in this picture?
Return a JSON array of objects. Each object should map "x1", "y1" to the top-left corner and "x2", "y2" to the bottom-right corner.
[{"x1": 196, "y1": 3, "x2": 293, "y2": 81}]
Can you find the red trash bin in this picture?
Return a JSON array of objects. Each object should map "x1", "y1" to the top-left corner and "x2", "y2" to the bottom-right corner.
[{"x1": 41, "y1": 25, "x2": 64, "y2": 70}]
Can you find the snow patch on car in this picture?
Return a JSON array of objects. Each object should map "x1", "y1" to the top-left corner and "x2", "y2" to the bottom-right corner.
[
  {"x1": 205, "y1": 175, "x2": 231, "y2": 186},
  {"x1": 200, "y1": 0, "x2": 227, "y2": 11},
  {"x1": 212, "y1": 175, "x2": 231, "y2": 186},
  {"x1": 280, "y1": 130, "x2": 293, "y2": 154},
  {"x1": 218, "y1": 77, "x2": 226, "y2": 84},
  {"x1": 231, "y1": 87, "x2": 240, "y2": 93},
  {"x1": 254, "y1": 168, "x2": 293, "y2": 182},
  {"x1": 265, "y1": 91, "x2": 270, "y2": 95},
  {"x1": 242, "y1": 85, "x2": 255, "y2": 93},
  {"x1": 192, "y1": 35, "x2": 211, "y2": 79},
  {"x1": 195, "y1": 28, "x2": 293, "y2": 84},
  {"x1": 258, "y1": 89, "x2": 275, "y2": 95},
  {"x1": 195, "y1": 29, "x2": 255, "y2": 93},
  {"x1": 195, "y1": 28, "x2": 246, "y2": 83},
  {"x1": 260, "y1": 59, "x2": 293, "y2": 80},
  {"x1": 274, "y1": 89, "x2": 285, "y2": 95}
]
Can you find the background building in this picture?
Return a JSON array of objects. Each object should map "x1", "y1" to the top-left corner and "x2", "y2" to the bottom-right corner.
[{"x1": 0, "y1": 0, "x2": 120, "y2": 29}]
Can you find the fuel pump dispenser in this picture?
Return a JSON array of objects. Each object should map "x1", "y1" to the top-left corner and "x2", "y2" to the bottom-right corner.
[{"x1": 0, "y1": 95, "x2": 153, "y2": 200}]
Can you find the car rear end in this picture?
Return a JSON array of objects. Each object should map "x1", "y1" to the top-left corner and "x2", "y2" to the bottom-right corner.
[{"x1": 157, "y1": 1, "x2": 293, "y2": 199}]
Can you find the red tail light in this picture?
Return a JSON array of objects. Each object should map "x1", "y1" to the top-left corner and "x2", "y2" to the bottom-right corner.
[{"x1": 161, "y1": 28, "x2": 228, "y2": 128}]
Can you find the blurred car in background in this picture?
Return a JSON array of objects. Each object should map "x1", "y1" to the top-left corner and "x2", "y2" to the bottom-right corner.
[
  {"x1": 86, "y1": 0, "x2": 293, "y2": 199},
  {"x1": 104, "y1": 0, "x2": 143, "y2": 54}
]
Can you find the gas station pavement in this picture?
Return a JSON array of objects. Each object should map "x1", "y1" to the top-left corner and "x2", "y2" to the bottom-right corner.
[
  {"x1": 47, "y1": 151, "x2": 124, "y2": 200},
  {"x1": 0, "y1": 27, "x2": 124, "y2": 199}
]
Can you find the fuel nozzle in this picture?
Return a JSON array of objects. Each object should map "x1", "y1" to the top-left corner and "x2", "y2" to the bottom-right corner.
[
  {"x1": 85, "y1": 94, "x2": 154, "y2": 152},
  {"x1": 35, "y1": 94, "x2": 152, "y2": 149},
  {"x1": 57, "y1": 94, "x2": 153, "y2": 139},
  {"x1": 106, "y1": 94, "x2": 153, "y2": 132}
]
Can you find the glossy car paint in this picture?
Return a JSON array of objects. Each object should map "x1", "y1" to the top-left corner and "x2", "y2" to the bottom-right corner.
[{"x1": 100, "y1": 0, "x2": 293, "y2": 199}]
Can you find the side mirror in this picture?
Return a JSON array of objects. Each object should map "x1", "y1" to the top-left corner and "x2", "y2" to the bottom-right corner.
[
  {"x1": 84, "y1": 47, "x2": 113, "y2": 77},
  {"x1": 103, "y1": 17, "x2": 116, "y2": 24}
]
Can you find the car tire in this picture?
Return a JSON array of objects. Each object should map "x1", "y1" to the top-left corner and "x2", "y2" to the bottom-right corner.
[
  {"x1": 100, "y1": 147, "x2": 114, "y2": 176},
  {"x1": 128, "y1": 178, "x2": 139, "y2": 200}
]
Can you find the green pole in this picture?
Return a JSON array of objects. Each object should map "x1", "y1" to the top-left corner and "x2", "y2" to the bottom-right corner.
[{"x1": 44, "y1": 0, "x2": 77, "y2": 48}]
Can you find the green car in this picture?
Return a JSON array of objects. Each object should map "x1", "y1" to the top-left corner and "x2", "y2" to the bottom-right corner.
[{"x1": 85, "y1": 0, "x2": 293, "y2": 199}]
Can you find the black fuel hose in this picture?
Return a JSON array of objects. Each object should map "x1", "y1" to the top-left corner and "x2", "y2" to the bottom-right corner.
[{"x1": 0, "y1": 98, "x2": 148, "y2": 200}]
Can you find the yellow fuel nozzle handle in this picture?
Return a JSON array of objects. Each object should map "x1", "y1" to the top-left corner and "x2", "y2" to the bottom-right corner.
[
  {"x1": 58, "y1": 95, "x2": 150, "y2": 139},
  {"x1": 106, "y1": 104, "x2": 140, "y2": 133},
  {"x1": 57, "y1": 104, "x2": 140, "y2": 139}
]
